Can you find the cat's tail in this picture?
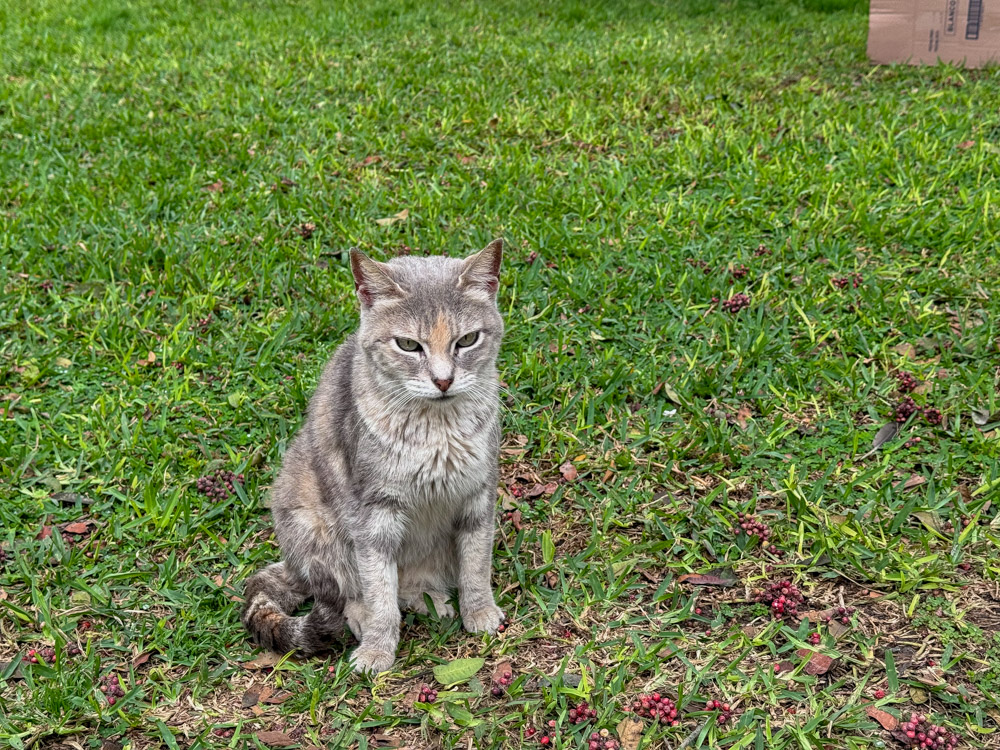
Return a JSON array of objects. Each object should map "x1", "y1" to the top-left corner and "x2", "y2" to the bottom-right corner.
[{"x1": 241, "y1": 562, "x2": 346, "y2": 656}]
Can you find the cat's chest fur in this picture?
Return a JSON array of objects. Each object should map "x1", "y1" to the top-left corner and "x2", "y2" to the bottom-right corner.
[{"x1": 371, "y1": 406, "x2": 495, "y2": 507}]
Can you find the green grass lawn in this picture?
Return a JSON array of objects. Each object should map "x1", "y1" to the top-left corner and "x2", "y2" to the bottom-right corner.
[{"x1": 3, "y1": 0, "x2": 1000, "y2": 747}]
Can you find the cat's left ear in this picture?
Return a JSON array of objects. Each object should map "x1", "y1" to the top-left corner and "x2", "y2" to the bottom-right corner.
[{"x1": 458, "y1": 238, "x2": 503, "y2": 295}]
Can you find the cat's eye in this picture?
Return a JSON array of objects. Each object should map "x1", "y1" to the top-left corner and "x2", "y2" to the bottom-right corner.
[
  {"x1": 395, "y1": 338, "x2": 422, "y2": 353},
  {"x1": 456, "y1": 332, "x2": 479, "y2": 348}
]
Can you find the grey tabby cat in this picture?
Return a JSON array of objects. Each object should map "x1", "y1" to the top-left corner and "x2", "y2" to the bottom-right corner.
[{"x1": 242, "y1": 239, "x2": 506, "y2": 674}]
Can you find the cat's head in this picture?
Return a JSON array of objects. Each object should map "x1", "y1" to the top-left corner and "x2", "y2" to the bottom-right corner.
[{"x1": 349, "y1": 239, "x2": 504, "y2": 402}]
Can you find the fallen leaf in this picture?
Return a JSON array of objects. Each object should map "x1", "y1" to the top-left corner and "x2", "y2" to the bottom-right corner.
[
  {"x1": 37, "y1": 526, "x2": 53, "y2": 540},
  {"x1": 652, "y1": 381, "x2": 681, "y2": 402},
  {"x1": 360, "y1": 154, "x2": 382, "y2": 167},
  {"x1": 508, "y1": 509, "x2": 522, "y2": 531},
  {"x1": 524, "y1": 483, "x2": 546, "y2": 498},
  {"x1": 542, "y1": 482, "x2": 558, "y2": 495},
  {"x1": 55, "y1": 357, "x2": 72, "y2": 368},
  {"x1": 602, "y1": 469, "x2": 614, "y2": 483},
  {"x1": 957, "y1": 140, "x2": 975, "y2": 150},
  {"x1": 893, "y1": 342, "x2": 917, "y2": 359},
  {"x1": 913, "y1": 511, "x2": 944, "y2": 534},
  {"x1": 909, "y1": 686, "x2": 929, "y2": 704},
  {"x1": 559, "y1": 462, "x2": 579, "y2": 482},
  {"x1": 972, "y1": 408, "x2": 1000, "y2": 427},
  {"x1": 866, "y1": 705, "x2": 899, "y2": 730},
  {"x1": 137, "y1": 351, "x2": 157, "y2": 366},
  {"x1": 257, "y1": 685, "x2": 273, "y2": 704},
  {"x1": 242, "y1": 652, "x2": 282, "y2": 670},
  {"x1": 61, "y1": 520, "x2": 94, "y2": 535},
  {"x1": 132, "y1": 651, "x2": 154, "y2": 668},
  {"x1": 371, "y1": 735, "x2": 400, "y2": 748},
  {"x1": 734, "y1": 404, "x2": 753, "y2": 430},
  {"x1": 677, "y1": 572, "x2": 738, "y2": 587},
  {"x1": 204, "y1": 181, "x2": 224, "y2": 193},
  {"x1": 895, "y1": 474, "x2": 927, "y2": 492},
  {"x1": 871, "y1": 422, "x2": 899, "y2": 450},
  {"x1": 491, "y1": 659, "x2": 514, "y2": 684},
  {"x1": 262, "y1": 690, "x2": 293, "y2": 705},
  {"x1": 796, "y1": 649, "x2": 836, "y2": 675},
  {"x1": 828, "y1": 619, "x2": 851, "y2": 639},
  {"x1": 255, "y1": 731, "x2": 295, "y2": 747},
  {"x1": 241, "y1": 688, "x2": 260, "y2": 707},
  {"x1": 617, "y1": 717, "x2": 644, "y2": 750},
  {"x1": 375, "y1": 208, "x2": 409, "y2": 227}
]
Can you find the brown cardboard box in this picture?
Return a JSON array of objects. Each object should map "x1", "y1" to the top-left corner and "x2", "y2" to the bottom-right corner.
[{"x1": 868, "y1": 0, "x2": 1000, "y2": 67}]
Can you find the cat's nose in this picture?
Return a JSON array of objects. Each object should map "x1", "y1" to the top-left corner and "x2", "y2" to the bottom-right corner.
[{"x1": 433, "y1": 377, "x2": 453, "y2": 393}]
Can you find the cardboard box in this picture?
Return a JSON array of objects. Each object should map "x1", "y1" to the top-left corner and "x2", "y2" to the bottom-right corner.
[{"x1": 868, "y1": 0, "x2": 1000, "y2": 67}]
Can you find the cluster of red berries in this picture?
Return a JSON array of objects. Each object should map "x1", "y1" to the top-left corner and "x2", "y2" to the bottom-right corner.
[
  {"x1": 924, "y1": 407, "x2": 943, "y2": 426},
  {"x1": 755, "y1": 579, "x2": 804, "y2": 619},
  {"x1": 824, "y1": 606, "x2": 854, "y2": 625},
  {"x1": 0, "y1": 548, "x2": 8, "y2": 566},
  {"x1": 212, "y1": 729, "x2": 235, "y2": 739},
  {"x1": 705, "y1": 699, "x2": 735, "y2": 725},
  {"x1": 568, "y1": 700, "x2": 597, "y2": 724},
  {"x1": 899, "y1": 714, "x2": 960, "y2": 750},
  {"x1": 492, "y1": 670, "x2": 514, "y2": 697},
  {"x1": 730, "y1": 265, "x2": 749, "y2": 280},
  {"x1": 686, "y1": 257, "x2": 711, "y2": 273},
  {"x1": 624, "y1": 693, "x2": 680, "y2": 725},
  {"x1": 754, "y1": 244, "x2": 771, "y2": 257},
  {"x1": 808, "y1": 632, "x2": 821, "y2": 645},
  {"x1": 23, "y1": 646, "x2": 57, "y2": 664},
  {"x1": 417, "y1": 684, "x2": 438, "y2": 703},
  {"x1": 587, "y1": 730, "x2": 620, "y2": 749},
  {"x1": 905, "y1": 436, "x2": 923, "y2": 448},
  {"x1": 736, "y1": 512, "x2": 771, "y2": 543},
  {"x1": 99, "y1": 674, "x2": 126, "y2": 706},
  {"x1": 832, "y1": 273, "x2": 863, "y2": 289},
  {"x1": 527, "y1": 720, "x2": 558, "y2": 745},
  {"x1": 894, "y1": 371, "x2": 919, "y2": 393},
  {"x1": 894, "y1": 397, "x2": 920, "y2": 422},
  {"x1": 722, "y1": 294, "x2": 751, "y2": 314},
  {"x1": 195, "y1": 470, "x2": 245, "y2": 500}
]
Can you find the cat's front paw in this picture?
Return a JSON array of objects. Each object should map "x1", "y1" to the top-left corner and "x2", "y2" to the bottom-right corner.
[
  {"x1": 350, "y1": 646, "x2": 395, "y2": 675},
  {"x1": 462, "y1": 603, "x2": 505, "y2": 634}
]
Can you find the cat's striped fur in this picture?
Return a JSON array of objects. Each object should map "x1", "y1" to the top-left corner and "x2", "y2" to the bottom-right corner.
[{"x1": 242, "y1": 240, "x2": 506, "y2": 673}]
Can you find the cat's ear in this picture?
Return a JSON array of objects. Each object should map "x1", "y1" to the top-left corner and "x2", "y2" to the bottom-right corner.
[
  {"x1": 349, "y1": 249, "x2": 405, "y2": 308},
  {"x1": 458, "y1": 238, "x2": 503, "y2": 295}
]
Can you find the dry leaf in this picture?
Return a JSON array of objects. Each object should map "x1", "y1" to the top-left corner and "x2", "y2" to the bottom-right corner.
[
  {"x1": 241, "y1": 688, "x2": 260, "y2": 708},
  {"x1": 957, "y1": 140, "x2": 975, "y2": 150},
  {"x1": 895, "y1": 474, "x2": 927, "y2": 492},
  {"x1": 360, "y1": 154, "x2": 382, "y2": 166},
  {"x1": 375, "y1": 208, "x2": 409, "y2": 227},
  {"x1": 524, "y1": 484, "x2": 546, "y2": 498},
  {"x1": 255, "y1": 731, "x2": 295, "y2": 747},
  {"x1": 893, "y1": 342, "x2": 917, "y2": 359},
  {"x1": 677, "y1": 572, "x2": 738, "y2": 587},
  {"x1": 796, "y1": 649, "x2": 836, "y2": 675},
  {"x1": 491, "y1": 659, "x2": 514, "y2": 684},
  {"x1": 132, "y1": 651, "x2": 154, "y2": 668},
  {"x1": 866, "y1": 705, "x2": 899, "y2": 730},
  {"x1": 55, "y1": 357, "x2": 72, "y2": 368},
  {"x1": 37, "y1": 525, "x2": 54, "y2": 540},
  {"x1": 559, "y1": 462, "x2": 579, "y2": 482},
  {"x1": 204, "y1": 181, "x2": 224, "y2": 193},
  {"x1": 735, "y1": 404, "x2": 753, "y2": 430},
  {"x1": 242, "y1": 652, "x2": 282, "y2": 670},
  {"x1": 371, "y1": 735, "x2": 401, "y2": 748},
  {"x1": 616, "y1": 717, "x2": 644, "y2": 750},
  {"x1": 913, "y1": 511, "x2": 944, "y2": 534},
  {"x1": 51, "y1": 492, "x2": 94, "y2": 506},
  {"x1": 508, "y1": 509, "x2": 522, "y2": 531},
  {"x1": 262, "y1": 690, "x2": 293, "y2": 705},
  {"x1": 828, "y1": 619, "x2": 851, "y2": 639},
  {"x1": 61, "y1": 521, "x2": 94, "y2": 535},
  {"x1": 137, "y1": 351, "x2": 157, "y2": 366},
  {"x1": 909, "y1": 686, "x2": 929, "y2": 704},
  {"x1": 542, "y1": 482, "x2": 558, "y2": 496}
]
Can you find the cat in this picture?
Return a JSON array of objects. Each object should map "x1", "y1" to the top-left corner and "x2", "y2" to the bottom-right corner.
[{"x1": 242, "y1": 239, "x2": 506, "y2": 674}]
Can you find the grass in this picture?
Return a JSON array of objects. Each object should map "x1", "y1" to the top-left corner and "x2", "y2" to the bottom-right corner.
[{"x1": 2, "y1": 0, "x2": 1000, "y2": 747}]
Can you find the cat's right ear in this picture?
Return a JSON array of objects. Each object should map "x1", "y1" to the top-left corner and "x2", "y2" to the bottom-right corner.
[{"x1": 349, "y1": 249, "x2": 405, "y2": 308}]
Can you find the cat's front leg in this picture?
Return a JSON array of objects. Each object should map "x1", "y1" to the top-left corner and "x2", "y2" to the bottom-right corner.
[
  {"x1": 350, "y1": 502, "x2": 404, "y2": 674},
  {"x1": 455, "y1": 496, "x2": 505, "y2": 634}
]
